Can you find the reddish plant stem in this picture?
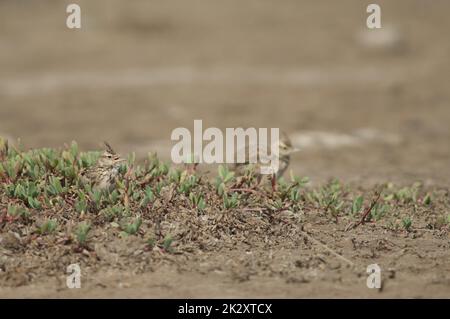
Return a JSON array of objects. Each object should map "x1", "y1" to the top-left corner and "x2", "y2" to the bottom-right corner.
[{"x1": 353, "y1": 191, "x2": 383, "y2": 229}]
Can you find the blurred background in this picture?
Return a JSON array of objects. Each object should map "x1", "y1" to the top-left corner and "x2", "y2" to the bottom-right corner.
[{"x1": 0, "y1": 0, "x2": 449, "y2": 185}]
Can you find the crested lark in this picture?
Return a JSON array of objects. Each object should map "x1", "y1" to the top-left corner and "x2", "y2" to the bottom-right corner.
[
  {"x1": 80, "y1": 142, "x2": 125, "y2": 192},
  {"x1": 232, "y1": 131, "x2": 299, "y2": 191}
]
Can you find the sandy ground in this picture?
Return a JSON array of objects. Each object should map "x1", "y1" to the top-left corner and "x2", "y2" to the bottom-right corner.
[{"x1": 0, "y1": 0, "x2": 449, "y2": 298}]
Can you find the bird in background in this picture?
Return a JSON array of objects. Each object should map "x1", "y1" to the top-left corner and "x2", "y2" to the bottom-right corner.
[{"x1": 231, "y1": 131, "x2": 300, "y2": 191}]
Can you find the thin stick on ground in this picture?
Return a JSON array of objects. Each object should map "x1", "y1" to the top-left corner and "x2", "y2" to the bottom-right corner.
[
  {"x1": 352, "y1": 189, "x2": 383, "y2": 229},
  {"x1": 299, "y1": 229, "x2": 355, "y2": 268}
]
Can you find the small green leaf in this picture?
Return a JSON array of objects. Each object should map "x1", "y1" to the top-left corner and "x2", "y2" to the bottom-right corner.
[
  {"x1": 75, "y1": 221, "x2": 91, "y2": 245},
  {"x1": 402, "y1": 217, "x2": 412, "y2": 231},
  {"x1": 163, "y1": 236, "x2": 174, "y2": 252},
  {"x1": 423, "y1": 193, "x2": 432, "y2": 205},
  {"x1": 352, "y1": 196, "x2": 364, "y2": 215}
]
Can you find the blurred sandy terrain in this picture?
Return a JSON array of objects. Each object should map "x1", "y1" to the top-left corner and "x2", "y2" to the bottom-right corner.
[{"x1": 1, "y1": 0, "x2": 450, "y2": 185}]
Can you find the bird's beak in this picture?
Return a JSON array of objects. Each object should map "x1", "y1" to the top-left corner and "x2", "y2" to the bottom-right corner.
[{"x1": 289, "y1": 147, "x2": 301, "y2": 154}]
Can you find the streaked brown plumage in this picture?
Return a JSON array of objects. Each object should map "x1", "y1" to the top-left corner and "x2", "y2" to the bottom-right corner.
[
  {"x1": 231, "y1": 132, "x2": 299, "y2": 190},
  {"x1": 80, "y1": 142, "x2": 125, "y2": 192}
]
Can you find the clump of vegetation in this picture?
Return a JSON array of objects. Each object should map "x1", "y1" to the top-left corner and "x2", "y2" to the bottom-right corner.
[
  {"x1": 279, "y1": 173, "x2": 309, "y2": 203},
  {"x1": 307, "y1": 179, "x2": 344, "y2": 222},
  {"x1": 189, "y1": 192, "x2": 206, "y2": 210},
  {"x1": 75, "y1": 221, "x2": 91, "y2": 246},
  {"x1": 223, "y1": 192, "x2": 240, "y2": 209},
  {"x1": 120, "y1": 216, "x2": 142, "y2": 235},
  {"x1": 7, "y1": 204, "x2": 30, "y2": 220},
  {"x1": 162, "y1": 235, "x2": 174, "y2": 253},
  {"x1": 215, "y1": 165, "x2": 235, "y2": 196},
  {"x1": 0, "y1": 138, "x2": 447, "y2": 258},
  {"x1": 350, "y1": 196, "x2": 364, "y2": 217},
  {"x1": 37, "y1": 218, "x2": 58, "y2": 235},
  {"x1": 402, "y1": 216, "x2": 413, "y2": 232}
]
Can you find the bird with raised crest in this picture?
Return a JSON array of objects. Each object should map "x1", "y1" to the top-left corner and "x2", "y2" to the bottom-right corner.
[{"x1": 80, "y1": 142, "x2": 126, "y2": 192}]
